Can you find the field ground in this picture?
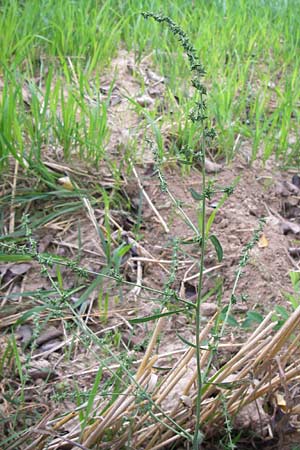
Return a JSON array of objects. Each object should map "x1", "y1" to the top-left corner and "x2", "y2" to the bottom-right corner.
[{"x1": 1, "y1": 1, "x2": 300, "y2": 449}]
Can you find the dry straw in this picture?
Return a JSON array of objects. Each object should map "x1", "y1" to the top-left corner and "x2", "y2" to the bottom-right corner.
[{"x1": 31, "y1": 304, "x2": 300, "y2": 449}]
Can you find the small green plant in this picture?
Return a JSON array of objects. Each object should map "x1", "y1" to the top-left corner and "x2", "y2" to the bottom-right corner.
[{"x1": 275, "y1": 271, "x2": 300, "y2": 326}]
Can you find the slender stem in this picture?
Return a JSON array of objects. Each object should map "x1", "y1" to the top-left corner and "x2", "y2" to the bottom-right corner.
[
  {"x1": 166, "y1": 186, "x2": 199, "y2": 235},
  {"x1": 141, "y1": 13, "x2": 211, "y2": 447},
  {"x1": 193, "y1": 130, "x2": 206, "y2": 449}
]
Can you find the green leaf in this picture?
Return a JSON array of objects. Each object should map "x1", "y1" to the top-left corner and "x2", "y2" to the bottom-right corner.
[
  {"x1": 205, "y1": 177, "x2": 240, "y2": 237},
  {"x1": 114, "y1": 243, "x2": 132, "y2": 259},
  {"x1": 56, "y1": 265, "x2": 63, "y2": 290},
  {"x1": 207, "y1": 379, "x2": 250, "y2": 389},
  {"x1": 242, "y1": 311, "x2": 263, "y2": 329},
  {"x1": 226, "y1": 314, "x2": 239, "y2": 327},
  {"x1": 176, "y1": 333, "x2": 196, "y2": 348},
  {"x1": 83, "y1": 366, "x2": 103, "y2": 428},
  {"x1": 177, "y1": 333, "x2": 210, "y2": 350},
  {"x1": 285, "y1": 292, "x2": 299, "y2": 310},
  {"x1": 220, "y1": 306, "x2": 239, "y2": 327},
  {"x1": 246, "y1": 311, "x2": 264, "y2": 323},
  {"x1": 73, "y1": 270, "x2": 107, "y2": 310},
  {"x1": 275, "y1": 305, "x2": 289, "y2": 320},
  {"x1": 274, "y1": 319, "x2": 285, "y2": 331},
  {"x1": 15, "y1": 305, "x2": 46, "y2": 326},
  {"x1": 290, "y1": 271, "x2": 300, "y2": 291},
  {"x1": 209, "y1": 234, "x2": 223, "y2": 262},
  {"x1": 201, "y1": 279, "x2": 223, "y2": 303},
  {"x1": 242, "y1": 318, "x2": 255, "y2": 329},
  {"x1": 11, "y1": 336, "x2": 24, "y2": 386},
  {"x1": 190, "y1": 187, "x2": 202, "y2": 201},
  {"x1": 0, "y1": 254, "x2": 32, "y2": 262},
  {"x1": 181, "y1": 236, "x2": 202, "y2": 245},
  {"x1": 129, "y1": 308, "x2": 185, "y2": 324},
  {"x1": 96, "y1": 222, "x2": 110, "y2": 263}
]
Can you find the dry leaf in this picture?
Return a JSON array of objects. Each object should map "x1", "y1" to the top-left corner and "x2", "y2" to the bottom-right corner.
[
  {"x1": 136, "y1": 94, "x2": 154, "y2": 107},
  {"x1": 258, "y1": 233, "x2": 269, "y2": 248},
  {"x1": 180, "y1": 395, "x2": 193, "y2": 408},
  {"x1": 274, "y1": 392, "x2": 287, "y2": 412},
  {"x1": 204, "y1": 159, "x2": 222, "y2": 173},
  {"x1": 147, "y1": 373, "x2": 158, "y2": 393},
  {"x1": 58, "y1": 176, "x2": 74, "y2": 190}
]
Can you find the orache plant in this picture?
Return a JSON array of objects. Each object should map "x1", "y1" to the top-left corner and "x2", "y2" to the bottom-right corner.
[{"x1": 142, "y1": 12, "x2": 227, "y2": 449}]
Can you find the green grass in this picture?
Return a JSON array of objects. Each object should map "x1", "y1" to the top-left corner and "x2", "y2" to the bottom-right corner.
[{"x1": 1, "y1": 0, "x2": 300, "y2": 171}]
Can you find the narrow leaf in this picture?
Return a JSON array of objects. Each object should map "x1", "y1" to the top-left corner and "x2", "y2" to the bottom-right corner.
[
  {"x1": 129, "y1": 308, "x2": 185, "y2": 324},
  {"x1": 0, "y1": 254, "x2": 32, "y2": 262},
  {"x1": 210, "y1": 234, "x2": 223, "y2": 262},
  {"x1": 176, "y1": 333, "x2": 197, "y2": 348},
  {"x1": 15, "y1": 306, "x2": 47, "y2": 326},
  {"x1": 275, "y1": 305, "x2": 289, "y2": 320},
  {"x1": 246, "y1": 311, "x2": 264, "y2": 323},
  {"x1": 190, "y1": 187, "x2": 202, "y2": 201}
]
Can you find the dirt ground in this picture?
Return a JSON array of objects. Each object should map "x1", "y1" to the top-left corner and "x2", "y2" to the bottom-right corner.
[{"x1": 1, "y1": 51, "x2": 300, "y2": 449}]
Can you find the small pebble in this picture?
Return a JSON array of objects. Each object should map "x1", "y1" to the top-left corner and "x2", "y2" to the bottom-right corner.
[{"x1": 200, "y1": 303, "x2": 218, "y2": 317}]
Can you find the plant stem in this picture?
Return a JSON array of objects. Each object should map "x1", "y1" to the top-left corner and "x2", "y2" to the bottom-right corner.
[
  {"x1": 193, "y1": 120, "x2": 207, "y2": 450},
  {"x1": 141, "y1": 13, "x2": 212, "y2": 447}
]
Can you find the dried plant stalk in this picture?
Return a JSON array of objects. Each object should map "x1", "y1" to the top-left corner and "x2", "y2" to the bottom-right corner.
[{"x1": 37, "y1": 305, "x2": 300, "y2": 450}]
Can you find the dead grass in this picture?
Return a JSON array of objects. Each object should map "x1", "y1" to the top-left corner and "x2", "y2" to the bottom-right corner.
[{"x1": 17, "y1": 304, "x2": 300, "y2": 450}]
